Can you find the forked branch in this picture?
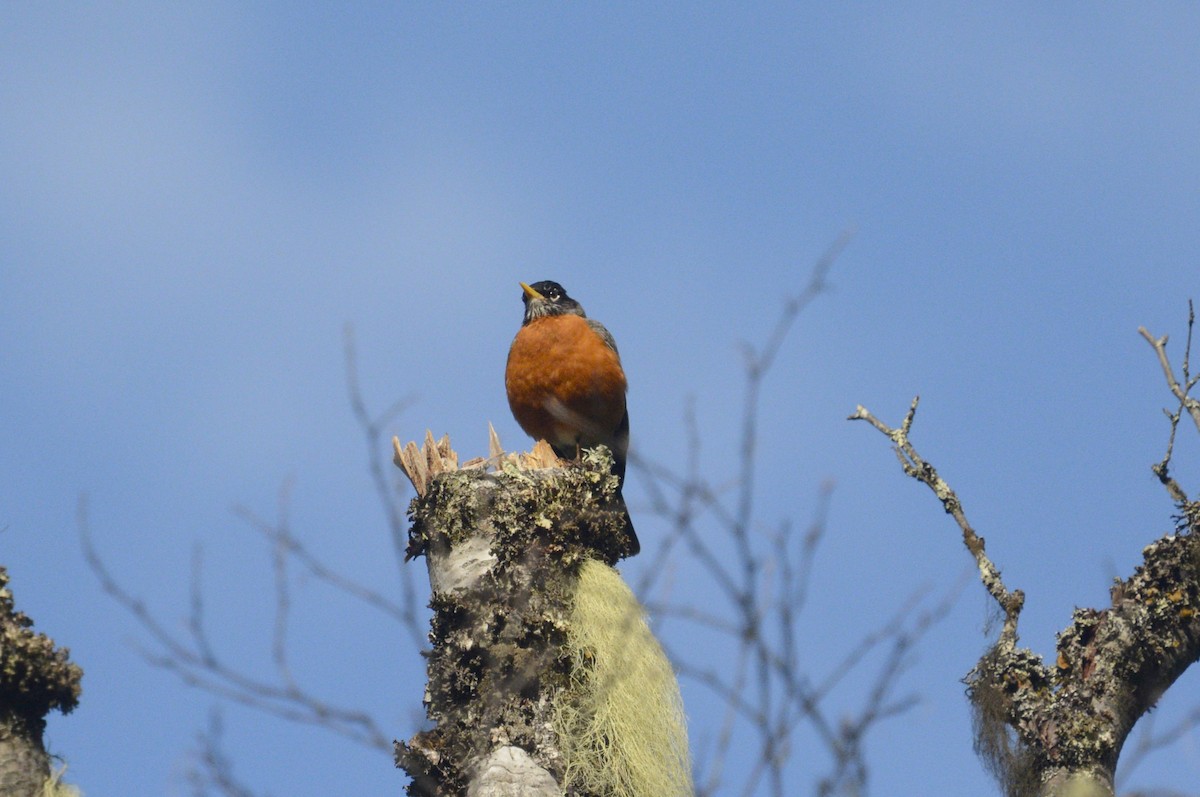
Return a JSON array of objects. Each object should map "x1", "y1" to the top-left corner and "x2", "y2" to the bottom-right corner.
[{"x1": 1139, "y1": 300, "x2": 1200, "y2": 505}]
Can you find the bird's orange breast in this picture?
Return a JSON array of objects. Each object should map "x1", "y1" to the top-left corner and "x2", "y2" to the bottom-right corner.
[{"x1": 505, "y1": 314, "x2": 627, "y2": 452}]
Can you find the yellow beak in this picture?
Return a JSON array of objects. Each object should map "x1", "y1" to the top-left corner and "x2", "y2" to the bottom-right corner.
[{"x1": 520, "y1": 282, "x2": 544, "y2": 300}]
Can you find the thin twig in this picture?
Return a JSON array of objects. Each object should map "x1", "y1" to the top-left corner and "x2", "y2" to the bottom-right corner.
[
  {"x1": 1118, "y1": 707, "x2": 1200, "y2": 790},
  {"x1": 79, "y1": 496, "x2": 393, "y2": 752},
  {"x1": 343, "y1": 324, "x2": 423, "y2": 647},
  {"x1": 189, "y1": 543, "x2": 216, "y2": 667},
  {"x1": 268, "y1": 481, "x2": 297, "y2": 690},
  {"x1": 1139, "y1": 309, "x2": 1199, "y2": 504},
  {"x1": 185, "y1": 709, "x2": 263, "y2": 797},
  {"x1": 232, "y1": 504, "x2": 410, "y2": 627}
]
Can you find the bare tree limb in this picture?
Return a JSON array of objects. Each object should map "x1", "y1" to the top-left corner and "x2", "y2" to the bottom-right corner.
[
  {"x1": 232, "y1": 503, "x2": 409, "y2": 627},
  {"x1": 849, "y1": 398, "x2": 1025, "y2": 649},
  {"x1": 185, "y1": 709, "x2": 263, "y2": 797},
  {"x1": 1139, "y1": 302, "x2": 1200, "y2": 505},
  {"x1": 343, "y1": 324, "x2": 423, "y2": 646},
  {"x1": 1117, "y1": 708, "x2": 1200, "y2": 794},
  {"x1": 628, "y1": 234, "x2": 960, "y2": 797},
  {"x1": 79, "y1": 496, "x2": 394, "y2": 753},
  {"x1": 78, "y1": 331, "x2": 430, "y2": 765}
]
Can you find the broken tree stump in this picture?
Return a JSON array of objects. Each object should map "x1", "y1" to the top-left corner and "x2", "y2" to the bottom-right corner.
[{"x1": 392, "y1": 429, "x2": 689, "y2": 797}]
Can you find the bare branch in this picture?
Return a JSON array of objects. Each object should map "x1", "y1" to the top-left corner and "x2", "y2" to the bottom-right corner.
[
  {"x1": 232, "y1": 503, "x2": 409, "y2": 627},
  {"x1": 849, "y1": 398, "x2": 1025, "y2": 648},
  {"x1": 690, "y1": 642, "x2": 753, "y2": 797},
  {"x1": 744, "y1": 228, "x2": 855, "y2": 380},
  {"x1": 343, "y1": 323, "x2": 423, "y2": 645},
  {"x1": 732, "y1": 229, "x2": 852, "y2": 604},
  {"x1": 268, "y1": 482, "x2": 297, "y2": 690},
  {"x1": 1139, "y1": 303, "x2": 1200, "y2": 435},
  {"x1": 79, "y1": 496, "x2": 394, "y2": 753},
  {"x1": 1139, "y1": 305, "x2": 1200, "y2": 504},
  {"x1": 633, "y1": 236, "x2": 959, "y2": 796},
  {"x1": 185, "y1": 709, "x2": 263, "y2": 797},
  {"x1": 1117, "y1": 705, "x2": 1200, "y2": 792},
  {"x1": 188, "y1": 544, "x2": 217, "y2": 667}
]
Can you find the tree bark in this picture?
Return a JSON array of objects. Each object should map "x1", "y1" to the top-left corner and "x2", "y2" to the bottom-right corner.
[{"x1": 966, "y1": 513, "x2": 1200, "y2": 797}]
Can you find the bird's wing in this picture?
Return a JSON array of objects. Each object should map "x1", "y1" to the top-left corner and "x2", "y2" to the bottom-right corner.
[{"x1": 587, "y1": 318, "x2": 620, "y2": 357}]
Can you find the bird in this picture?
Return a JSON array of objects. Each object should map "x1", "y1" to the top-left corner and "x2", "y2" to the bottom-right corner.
[{"x1": 505, "y1": 280, "x2": 640, "y2": 556}]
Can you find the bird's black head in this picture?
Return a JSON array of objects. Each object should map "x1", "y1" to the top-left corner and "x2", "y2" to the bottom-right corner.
[{"x1": 519, "y1": 280, "x2": 586, "y2": 323}]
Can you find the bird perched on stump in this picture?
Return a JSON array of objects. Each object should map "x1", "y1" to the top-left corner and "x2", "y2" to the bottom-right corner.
[{"x1": 505, "y1": 280, "x2": 640, "y2": 556}]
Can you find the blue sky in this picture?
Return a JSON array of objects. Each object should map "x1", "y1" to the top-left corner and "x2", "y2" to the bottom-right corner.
[{"x1": 3, "y1": 4, "x2": 1200, "y2": 795}]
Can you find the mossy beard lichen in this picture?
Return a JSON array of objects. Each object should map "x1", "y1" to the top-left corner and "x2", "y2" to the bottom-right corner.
[
  {"x1": 552, "y1": 559, "x2": 692, "y2": 797},
  {"x1": 397, "y1": 448, "x2": 646, "y2": 795},
  {"x1": 966, "y1": 645, "x2": 1050, "y2": 797}
]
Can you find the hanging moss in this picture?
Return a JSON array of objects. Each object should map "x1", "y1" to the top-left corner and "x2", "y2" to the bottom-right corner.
[{"x1": 553, "y1": 559, "x2": 692, "y2": 797}]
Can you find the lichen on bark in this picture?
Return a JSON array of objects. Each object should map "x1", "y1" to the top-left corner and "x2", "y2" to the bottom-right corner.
[
  {"x1": 395, "y1": 443, "x2": 638, "y2": 795},
  {"x1": 965, "y1": 506, "x2": 1200, "y2": 797},
  {"x1": 0, "y1": 566, "x2": 83, "y2": 797}
]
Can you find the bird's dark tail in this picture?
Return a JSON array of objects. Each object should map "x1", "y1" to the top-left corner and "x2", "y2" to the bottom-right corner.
[
  {"x1": 616, "y1": 488, "x2": 640, "y2": 557},
  {"x1": 611, "y1": 440, "x2": 638, "y2": 557}
]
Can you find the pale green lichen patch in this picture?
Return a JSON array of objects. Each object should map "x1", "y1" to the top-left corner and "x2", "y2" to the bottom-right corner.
[{"x1": 552, "y1": 560, "x2": 692, "y2": 797}]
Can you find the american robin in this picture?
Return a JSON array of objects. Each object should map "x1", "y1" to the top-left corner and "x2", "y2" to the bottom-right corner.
[{"x1": 505, "y1": 280, "x2": 640, "y2": 556}]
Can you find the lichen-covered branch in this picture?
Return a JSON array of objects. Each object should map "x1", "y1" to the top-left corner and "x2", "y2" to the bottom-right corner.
[
  {"x1": 852, "y1": 311, "x2": 1200, "y2": 797},
  {"x1": 393, "y1": 432, "x2": 687, "y2": 796},
  {"x1": 0, "y1": 566, "x2": 82, "y2": 797},
  {"x1": 956, "y1": 514, "x2": 1200, "y2": 797}
]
